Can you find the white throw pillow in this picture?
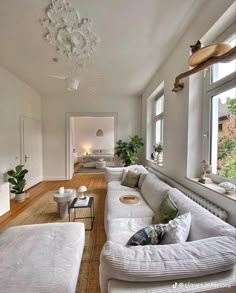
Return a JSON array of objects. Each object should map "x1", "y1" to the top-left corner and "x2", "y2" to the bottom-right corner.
[{"x1": 160, "y1": 213, "x2": 191, "y2": 244}]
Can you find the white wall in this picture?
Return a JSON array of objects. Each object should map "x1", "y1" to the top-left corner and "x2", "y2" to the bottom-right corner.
[
  {"x1": 0, "y1": 65, "x2": 42, "y2": 185},
  {"x1": 73, "y1": 117, "x2": 114, "y2": 156},
  {"x1": 141, "y1": 0, "x2": 236, "y2": 226},
  {"x1": 42, "y1": 93, "x2": 141, "y2": 180}
]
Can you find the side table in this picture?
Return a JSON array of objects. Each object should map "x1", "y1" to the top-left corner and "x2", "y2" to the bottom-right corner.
[
  {"x1": 68, "y1": 197, "x2": 94, "y2": 231},
  {"x1": 53, "y1": 189, "x2": 76, "y2": 219}
]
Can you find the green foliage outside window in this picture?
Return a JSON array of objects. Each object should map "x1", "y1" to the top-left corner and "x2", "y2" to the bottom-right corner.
[{"x1": 217, "y1": 98, "x2": 236, "y2": 179}]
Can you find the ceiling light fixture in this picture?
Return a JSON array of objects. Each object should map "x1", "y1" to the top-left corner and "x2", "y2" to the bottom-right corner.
[{"x1": 40, "y1": 0, "x2": 99, "y2": 91}]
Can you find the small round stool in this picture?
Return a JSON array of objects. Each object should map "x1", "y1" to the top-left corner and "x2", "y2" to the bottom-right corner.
[
  {"x1": 53, "y1": 189, "x2": 76, "y2": 218},
  {"x1": 95, "y1": 161, "x2": 106, "y2": 169}
]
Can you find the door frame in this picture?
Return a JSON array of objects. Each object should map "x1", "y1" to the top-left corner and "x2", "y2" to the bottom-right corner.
[
  {"x1": 20, "y1": 115, "x2": 43, "y2": 189},
  {"x1": 65, "y1": 112, "x2": 118, "y2": 180}
]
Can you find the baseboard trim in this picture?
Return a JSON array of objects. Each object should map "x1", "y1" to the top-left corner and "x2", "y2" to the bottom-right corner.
[{"x1": 43, "y1": 177, "x2": 67, "y2": 181}]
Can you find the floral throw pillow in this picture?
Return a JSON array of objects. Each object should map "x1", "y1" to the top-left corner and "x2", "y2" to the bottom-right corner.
[{"x1": 127, "y1": 225, "x2": 165, "y2": 246}]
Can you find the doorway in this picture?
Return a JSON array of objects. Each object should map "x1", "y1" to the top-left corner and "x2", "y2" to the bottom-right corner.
[{"x1": 66, "y1": 112, "x2": 118, "y2": 179}]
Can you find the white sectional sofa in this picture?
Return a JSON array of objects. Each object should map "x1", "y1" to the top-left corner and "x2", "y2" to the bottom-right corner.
[{"x1": 100, "y1": 165, "x2": 236, "y2": 293}]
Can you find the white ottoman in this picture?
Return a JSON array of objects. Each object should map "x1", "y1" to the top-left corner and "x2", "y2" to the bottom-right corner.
[
  {"x1": 53, "y1": 189, "x2": 76, "y2": 218},
  {"x1": 96, "y1": 161, "x2": 106, "y2": 169}
]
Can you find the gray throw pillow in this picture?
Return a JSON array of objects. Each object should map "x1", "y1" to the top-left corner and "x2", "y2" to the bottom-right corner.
[
  {"x1": 121, "y1": 170, "x2": 141, "y2": 188},
  {"x1": 127, "y1": 225, "x2": 165, "y2": 246}
]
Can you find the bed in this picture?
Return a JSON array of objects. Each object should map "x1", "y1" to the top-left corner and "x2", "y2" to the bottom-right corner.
[{"x1": 82, "y1": 149, "x2": 115, "y2": 167}]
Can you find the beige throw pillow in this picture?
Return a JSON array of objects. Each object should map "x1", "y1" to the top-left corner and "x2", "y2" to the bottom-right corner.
[{"x1": 121, "y1": 170, "x2": 141, "y2": 188}]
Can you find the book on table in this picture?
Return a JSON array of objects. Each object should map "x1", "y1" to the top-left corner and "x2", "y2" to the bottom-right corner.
[{"x1": 74, "y1": 196, "x2": 90, "y2": 207}]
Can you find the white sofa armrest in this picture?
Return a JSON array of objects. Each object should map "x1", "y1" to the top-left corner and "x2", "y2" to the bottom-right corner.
[
  {"x1": 105, "y1": 167, "x2": 124, "y2": 183},
  {"x1": 100, "y1": 237, "x2": 236, "y2": 293}
]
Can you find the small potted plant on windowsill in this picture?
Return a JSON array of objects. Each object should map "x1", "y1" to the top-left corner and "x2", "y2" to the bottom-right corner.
[
  {"x1": 153, "y1": 143, "x2": 163, "y2": 163},
  {"x1": 7, "y1": 165, "x2": 28, "y2": 202}
]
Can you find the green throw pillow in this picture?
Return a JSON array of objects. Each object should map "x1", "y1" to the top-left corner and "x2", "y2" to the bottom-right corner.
[
  {"x1": 127, "y1": 224, "x2": 165, "y2": 246},
  {"x1": 153, "y1": 194, "x2": 178, "y2": 224},
  {"x1": 121, "y1": 170, "x2": 141, "y2": 188}
]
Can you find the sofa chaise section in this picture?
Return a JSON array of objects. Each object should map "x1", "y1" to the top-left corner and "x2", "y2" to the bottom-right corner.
[{"x1": 0, "y1": 222, "x2": 85, "y2": 293}]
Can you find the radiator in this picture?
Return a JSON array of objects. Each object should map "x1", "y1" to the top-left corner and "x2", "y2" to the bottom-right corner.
[{"x1": 147, "y1": 167, "x2": 228, "y2": 221}]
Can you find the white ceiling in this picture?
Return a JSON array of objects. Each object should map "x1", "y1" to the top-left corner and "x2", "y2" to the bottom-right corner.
[{"x1": 0, "y1": 0, "x2": 206, "y2": 97}]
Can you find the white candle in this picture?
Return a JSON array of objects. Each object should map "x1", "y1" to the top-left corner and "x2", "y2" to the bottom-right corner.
[{"x1": 59, "y1": 187, "x2": 65, "y2": 194}]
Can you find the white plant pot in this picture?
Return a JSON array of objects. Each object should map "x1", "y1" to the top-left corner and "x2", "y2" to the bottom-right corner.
[
  {"x1": 154, "y1": 152, "x2": 158, "y2": 161},
  {"x1": 15, "y1": 192, "x2": 26, "y2": 202},
  {"x1": 156, "y1": 153, "x2": 163, "y2": 163}
]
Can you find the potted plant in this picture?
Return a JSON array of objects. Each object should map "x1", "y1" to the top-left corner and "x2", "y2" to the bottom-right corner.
[
  {"x1": 153, "y1": 143, "x2": 163, "y2": 163},
  {"x1": 114, "y1": 135, "x2": 144, "y2": 166},
  {"x1": 7, "y1": 165, "x2": 28, "y2": 202}
]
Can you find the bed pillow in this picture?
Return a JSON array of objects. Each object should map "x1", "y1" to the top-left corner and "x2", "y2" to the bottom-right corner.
[
  {"x1": 121, "y1": 170, "x2": 141, "y2": 188},
  {"x1": 153, "y1": 194, "x2": 178, "y2": 224},
  {"x1": 127, "y1": 224, "x2": 165, "y2": 246},
  {"x1": 160, "y1": 213, "x2": 191, "y2": 244}
]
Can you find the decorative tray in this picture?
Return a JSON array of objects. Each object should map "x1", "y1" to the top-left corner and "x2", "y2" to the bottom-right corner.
[{"x1": 119, "y1": 195, "x2": 141, "y2": 204}]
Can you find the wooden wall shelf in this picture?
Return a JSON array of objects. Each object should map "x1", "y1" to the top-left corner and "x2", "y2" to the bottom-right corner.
[{"x1": 172, "y1": 46, "x2": 236, "y2": 92}]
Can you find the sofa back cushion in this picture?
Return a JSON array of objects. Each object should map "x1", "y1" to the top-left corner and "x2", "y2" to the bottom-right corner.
[
  {"x1": 141, "y1": 174, "x2": 171, "y2": 212},
  {"x1": 100, "y1": 237, "x2": 236, "y2": 284},
  {"x1": 105, "y1": 167, "x2": 124, "y2": 183},
  {"x1": 168, "y1": 188, "x2": 236, "y2": 241}
]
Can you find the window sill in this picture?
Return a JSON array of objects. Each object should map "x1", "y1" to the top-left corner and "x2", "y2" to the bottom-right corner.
[
  {"x1": 186, "y1": 177, "x2": 236, "y2": 201},
  {"x1": 146, "y1": 159, "x2": 163, "y2": 167}
]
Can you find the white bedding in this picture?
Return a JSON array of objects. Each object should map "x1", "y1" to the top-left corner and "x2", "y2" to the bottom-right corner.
[{"x1": 0, "y1": 223, "x2": 85, "y2": 293}]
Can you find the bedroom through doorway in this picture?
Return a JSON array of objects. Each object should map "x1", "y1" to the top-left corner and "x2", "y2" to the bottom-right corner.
[{"x1": 66, "y1": 113, "x2": 118, "y2": 179}]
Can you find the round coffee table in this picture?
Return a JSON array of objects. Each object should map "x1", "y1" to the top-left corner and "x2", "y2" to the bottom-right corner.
[{"x1": 53, "y1": 189, "x2": 76, "y2": 218}]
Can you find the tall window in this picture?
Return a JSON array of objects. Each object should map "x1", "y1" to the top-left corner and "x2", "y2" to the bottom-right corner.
[
  {"x1": 153, "y1": 94, "x2": 164, "y2": 145},
  {"x1": 205, "y1": 26, "x2": 236, "y2": 181}
]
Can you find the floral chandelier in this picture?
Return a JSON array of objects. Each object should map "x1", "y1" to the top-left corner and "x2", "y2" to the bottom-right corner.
[{"x1": 40, "y1": 0, "x2": 99, "y2": 90}]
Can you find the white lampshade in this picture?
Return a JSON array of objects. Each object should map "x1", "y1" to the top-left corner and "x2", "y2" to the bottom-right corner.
[{"x1": 78, "y1": 186, "x2": 87, "y2": 193}]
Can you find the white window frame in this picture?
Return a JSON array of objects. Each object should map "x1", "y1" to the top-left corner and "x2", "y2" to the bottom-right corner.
[
  {"x1": 203, "y1": 24, "x2": 236, "y2": 184},
  {"x1": 153, "y1": 93, "x2": 164, "y2": 146}
]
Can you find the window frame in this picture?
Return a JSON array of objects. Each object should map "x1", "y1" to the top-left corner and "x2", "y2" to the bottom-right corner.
[{"x1": 203, "y1": 24, "x2": 236, "y2": 184}]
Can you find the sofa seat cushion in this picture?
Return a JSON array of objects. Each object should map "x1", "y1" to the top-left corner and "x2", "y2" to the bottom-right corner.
[
  {"x1": 141, "y1": 173, "x2": 171, "y2": 211},
  {"x1": 107, "y1": 217, "x2": 153, "y2": 245},
  {"x1": 100, "y1": 236, "x2": 236, "y2": 285},
  {"x1": 107, "y1": 181, "x2": 137, "y2": 192},
  {"x1": 106, "y1": 190, "x2": 154, "y2": 221}
]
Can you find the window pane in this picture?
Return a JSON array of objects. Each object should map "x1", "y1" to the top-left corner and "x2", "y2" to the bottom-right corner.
[
  {"x1": 155, "y1": 119, "x2": 163, "y2": 144},
  {"x1": 155, "y1": 120, "x2": 161, "y2": 143},
  {"x1": 212, "y1": 33, "x2": 236, "y2": 83},
  {"x1": 156, "y1": 95, "x2": 164, "y2": 115},
  {"x1": 211, "y1": 87, "x2": 236, "y2": 179}
]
